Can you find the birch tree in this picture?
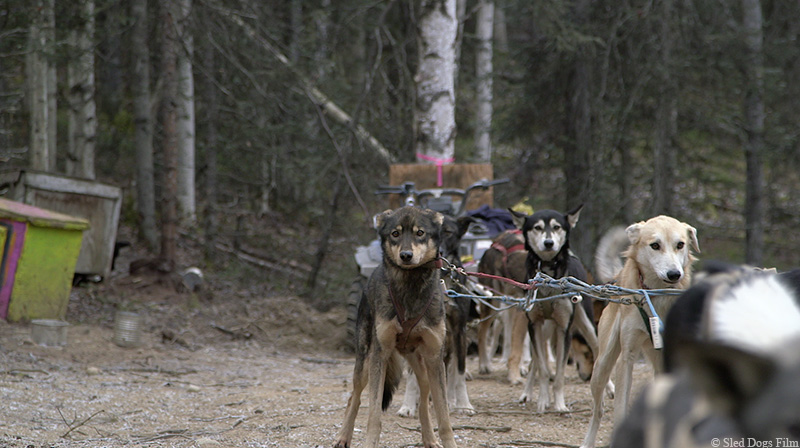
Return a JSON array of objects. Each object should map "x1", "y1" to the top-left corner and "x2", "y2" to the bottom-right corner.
[
  {"x1": 414, "y1": 0, "x2": 457, "y2": 173},
  {"x1": 131, "y1": 0, "x2": 158, "y2": 249},
  {"x1": 176, "y1": 0, "x2": 196, "y2": 224},
  {"x1": 67, "y1": 0, "x2": 97, "y2": 179},
  {"x1": 474, "y1": 0, "x2": 494, "y2": 163},
  {"x1": 742, "y1": 0, "x2": 764, "y2": 266}
]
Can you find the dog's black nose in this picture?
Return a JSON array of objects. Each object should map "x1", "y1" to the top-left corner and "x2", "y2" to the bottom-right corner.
[
  {"x1": 544, "y1": 240, "x2": 554, "y2": 249},
  {"x1": 666, "y1": 270, "x2": 682, "y2": 281},
  {"x1": 400, "y1": 251, "x2": 414, "y2": 262}
]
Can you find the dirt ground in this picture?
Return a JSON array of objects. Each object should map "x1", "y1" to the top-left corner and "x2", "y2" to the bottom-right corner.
[{"x1": 0, "y1": 240, "x2": 651, "y2": 448}]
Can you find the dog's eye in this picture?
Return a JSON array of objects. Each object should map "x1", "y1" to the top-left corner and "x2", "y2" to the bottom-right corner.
[
  {"x1": 391, "y1": 230, "x2": 400, "y2": 238},
  {"x1": 534, "y1": 225, "x2": 544, "y2": 231},
  {"x1": 417, "y1": 229, "x2": 425, "y2": 237},
  {"x1": 677, "y1": 242, "x2": 685, "y2": 250},
  {"x1": 650, "y1": 242, "x2": 661, "y2": 250},
  {"x1": 553, "y1": 225, "x2": 561, "y2": 231}
]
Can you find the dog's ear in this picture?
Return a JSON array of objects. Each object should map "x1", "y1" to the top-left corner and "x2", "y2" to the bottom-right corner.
[
  {"x1": 684, "y1": 223, "x2": 700, "y2": 253},
  {"x1": 625, "y1": 221, "x2": 644, "y2": 245},
  {"x1": 566, "y1": 204, "x2": 583, "y2": 229},
  {"x1": 509, "y1": 208, "x2": 527, "y2": 230},
  {"x1": 456, "y1": 216, "x2": 475, "y2": 238},
  {"x1": 374, "y1": 209, "x2": 394, "y2": 230},
  {"x1": 430, "y1": 210, "x2": 444, "y2": 227}
]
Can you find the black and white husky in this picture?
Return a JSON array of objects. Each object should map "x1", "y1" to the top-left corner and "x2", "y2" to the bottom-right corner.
[{"x1": 612, "y1": 265, "x2": 800, "y2": 448}]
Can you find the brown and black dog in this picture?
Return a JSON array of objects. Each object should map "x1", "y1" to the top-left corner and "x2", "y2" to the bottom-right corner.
[{"x1": 334, "y1": 206, "x2": 457, "y2": 448}]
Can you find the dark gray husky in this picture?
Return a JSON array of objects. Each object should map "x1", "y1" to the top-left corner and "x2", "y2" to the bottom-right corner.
[{"x1": 334, "y1": 206, "x2": 457, "y2": 448}]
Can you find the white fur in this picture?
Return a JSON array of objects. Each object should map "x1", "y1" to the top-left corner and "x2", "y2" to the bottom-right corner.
[{"x1": 708, "y1": 275, "x2": 800, "y2": 351}]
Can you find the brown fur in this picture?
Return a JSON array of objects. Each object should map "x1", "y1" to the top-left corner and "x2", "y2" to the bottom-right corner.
[{"x1": 334, "y1": 206, "x2": 457, "y2": 448}]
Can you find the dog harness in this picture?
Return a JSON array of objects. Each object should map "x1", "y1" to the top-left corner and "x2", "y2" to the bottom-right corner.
[
  {"x1": 388, "y1": 279, "x2": 437, "y2": 353},
  {"x1": 490, "y1": 229, "x2": 525, "y2": 270}
]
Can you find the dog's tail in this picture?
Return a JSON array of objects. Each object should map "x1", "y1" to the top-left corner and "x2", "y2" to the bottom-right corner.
[
  {"x1": 382, "y1": 352, "x2": 404, "y2": 411},
  {"x1": 594, "y1": 226, "x2": 628, "y2": 283}
]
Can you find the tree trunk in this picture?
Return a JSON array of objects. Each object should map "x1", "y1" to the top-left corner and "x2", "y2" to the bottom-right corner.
[
  {"x1": 414, "y1": 0, "x2": 457, "y2": 173},
  {"x1": 742, "y1": 0, "x2": 764, "y2": 266},
  {"x1": 159, "y1": 0, "x2": 180, "y2": 270},
  {"x1": 565, "y1": 0, "x2": 593, "y2": 261},
  {"x1": 493, "y1": 5, "x2": 508, "y2": 54},
  {"x1": 131, "y1": 0, "x2": 158, "y2": 250},
  {"x1": 201, "y1": 5, "x2": 219, "y2": 261},
  {"x1": 176, "y1": 0, "x2": 196, "y2": 224},
  {"x1": 289, "y1": 0, "x2": 302, "y2": 64},
  {"x1": 652, "y1": 0, "x2": 675, "y2": 216},
  {"x1": 67, "y1": 0, "x2": 97, "y2": 180},
  {"x1": 314, "y1": 0, "x2": 331, "y2": 79},
  {"x1": 45, "y1": 0, "x2": 57, "y2": 171},
  {"x1": 474, "y1": 0, "x2": 494, "y2": 163},
  {"x1": 27, "y1": 0, "x2": 53, "y2": 172}
]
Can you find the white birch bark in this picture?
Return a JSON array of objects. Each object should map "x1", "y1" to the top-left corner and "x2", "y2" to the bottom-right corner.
[
  {"x1": 176, "y1": 0, "x2": 196, "y2": 223},
  {"x1": 474, "y1": 0, "x2": 494, "y2": 163},
  {"x1": 67, "y1": 0, "x2": 97, "y2": 179},
  {"x1": 414, "y1": 0, "x2": 458, "y2": 163}
]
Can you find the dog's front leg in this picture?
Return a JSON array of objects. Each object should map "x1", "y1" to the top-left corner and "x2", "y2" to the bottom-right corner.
[
  {"x1": 477, "y1": 305, "x2": 496, "y2": 374},
  {"x1": 407, "y1": 354, "x2": 438, "y2": 446},
  {"x1": 426, "y1": 356, "x2": 457, "y2": 448},
  {"x1": 364, "y1": 319, "x2": 401, "y2": 448},
  {"x1": 507, "y1": 310, "x2": 529, "y2": 384},
  {"x1": 552, "y1": 325, "x2": 569, "y2": 412},
  {"x1": 334, "y1": 357, "x2": 368, "y2": 448},
  {"x1": 532, "y1": 322, "x2": 552, "y2": 412}
]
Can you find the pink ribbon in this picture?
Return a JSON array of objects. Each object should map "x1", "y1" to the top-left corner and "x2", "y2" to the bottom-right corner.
[{"x1": 416, "y1": 153, "x2": 454, "y2": 186}]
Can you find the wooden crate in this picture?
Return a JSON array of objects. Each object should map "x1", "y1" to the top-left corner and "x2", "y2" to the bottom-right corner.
[
  {"x1": 0, "y1": 170, "x2": 122, "y2": 278},
  {"x1": 387, "y1": 164, "x2": 494, "y2": 211}
]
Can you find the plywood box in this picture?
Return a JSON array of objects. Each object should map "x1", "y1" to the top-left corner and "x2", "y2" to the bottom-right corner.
[
  {"x1": 0, "y1": 170, "x2": 122, "y2": 278},
  {"x1": 387, "y1": 164, "x2": 495, "y2": 210}
]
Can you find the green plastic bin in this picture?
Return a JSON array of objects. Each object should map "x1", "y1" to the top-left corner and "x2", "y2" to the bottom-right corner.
[{"x1": 0, "y1": 198, "x2": 89, "y2": 322}]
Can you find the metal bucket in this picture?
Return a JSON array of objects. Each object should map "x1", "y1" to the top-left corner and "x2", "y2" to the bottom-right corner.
[
  {"x1": 30, "y1": 319, "x2": 69, "y2": 347},
  {"x1": 113, "y1": 311, "x2": 142, "y2": 348}
]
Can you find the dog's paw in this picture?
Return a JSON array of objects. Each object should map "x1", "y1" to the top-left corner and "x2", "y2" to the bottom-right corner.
[
  {"x1": 508, "y1": 373, "x2": 523, "y2": 385},
  {"x1": 553, "y1": 400, "x2": 569, "y2": 412},
  {"x1": 518, "y1": 391, "x2": 530, "y2": 404},
  {"x1": 464, "y1": 369, "x2": 473, "y2": 381},
  {"x1": 537, "y1": 400, "x2": 549, "y2": 413},
  {"x1": 396, "y1": 405, "x2": 416, "y2": 418},
  {"x1": 452, "y1": 403, "x2": 476, "y2": 415},
  {"x1": 333, "y1": 439, "x2": 350, "y2": 448},
  {"x1": 605, "y1": 380, "x2": 616, "y2": 399}
]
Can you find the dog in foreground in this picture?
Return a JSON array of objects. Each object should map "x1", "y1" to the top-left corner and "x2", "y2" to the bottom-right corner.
[
  {"x1": 397, "y1": 214, "x2": 476, "y2": 418},
  {"x1": 334, "y1": 206, "x2": 457, "y2": 448},
  {"x1": 581, "y1": 215, "x2": 700, "y2": 448},
  {"x1": 611, "y1": 265, "x2": 800, "y2": 447}
]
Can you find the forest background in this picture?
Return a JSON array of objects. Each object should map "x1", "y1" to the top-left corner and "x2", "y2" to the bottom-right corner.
[{"x1": 1, "y1": 0, "x2": 798, "y2": 311}]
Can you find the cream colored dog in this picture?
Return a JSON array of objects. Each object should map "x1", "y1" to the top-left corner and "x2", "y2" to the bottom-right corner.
[{"x1": 580, "y1": 215, "x2": 699, "y2": 448}]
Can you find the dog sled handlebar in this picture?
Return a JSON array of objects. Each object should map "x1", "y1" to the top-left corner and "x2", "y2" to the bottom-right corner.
[{"x1": 375, "y1": 178, "x2": 509, "y2": 216}]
